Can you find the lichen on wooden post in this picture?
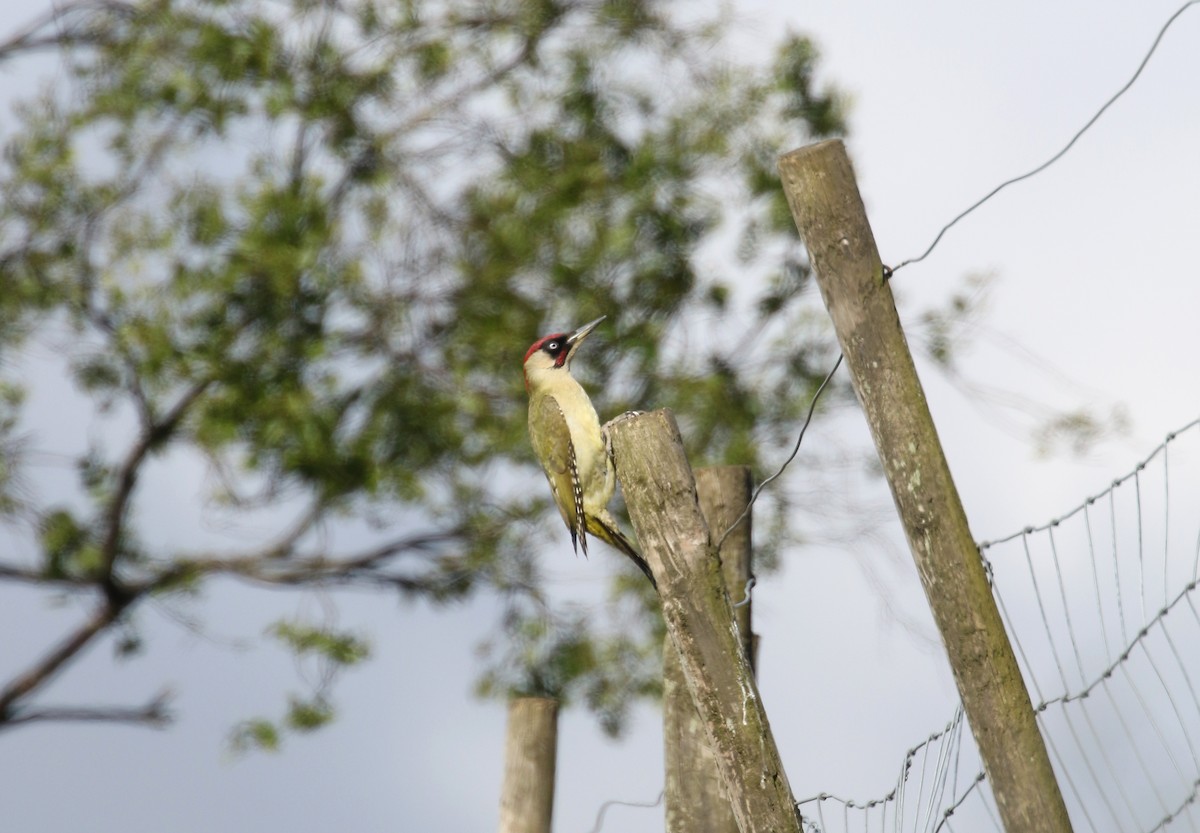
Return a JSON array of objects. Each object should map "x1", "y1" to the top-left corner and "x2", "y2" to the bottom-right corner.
[
  {"x1": 777, "y1": 139, "x2": 1073, "y2": 833},
  {"x1": 664, "y1": 465, "x2": 755, "y2": 833},
  {"x1": 609, "y1": 411, "x2": 799, "y2": 833}
]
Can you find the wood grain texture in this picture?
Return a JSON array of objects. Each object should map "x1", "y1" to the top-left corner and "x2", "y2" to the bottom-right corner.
[
  {"x1": 664, "y1": 466, "x2": 755, "y2": 833},
  {"x1": 610, "y1": 411, "x2": 799, "y2": 833},
  {"x1": 778, "y1": 139, "x2": 1073, "y2": 833},
  {"x1": 498, "y1": 697, "x2": 558, "y2": 833}
]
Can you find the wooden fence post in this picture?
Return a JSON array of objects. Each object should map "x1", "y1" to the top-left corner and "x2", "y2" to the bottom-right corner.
[
  {"x1": 697, "y1": 466, "x2": 756, "y2": 668},
  {"x1": 776, "y1": 139, "x2": 1073, "y2": 833},
  {"x1": 498, "y1": 696, "x2": 558, "y2": 833},
  {"x1": 609, "y1": 412, "x2": 799, "y2": 833},
  {"x1": 664, "y1": 466, "x2": 755, "y2": 833}
]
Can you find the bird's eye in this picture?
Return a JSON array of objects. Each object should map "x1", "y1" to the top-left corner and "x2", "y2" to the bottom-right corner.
[{"x1": 545, "y1": 341, "x2": 560, "y2": 352}]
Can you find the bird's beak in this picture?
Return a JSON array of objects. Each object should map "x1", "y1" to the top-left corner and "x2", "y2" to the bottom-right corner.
[{"x1": 565, "y1": 316, "x2": 606, "y2": 357}]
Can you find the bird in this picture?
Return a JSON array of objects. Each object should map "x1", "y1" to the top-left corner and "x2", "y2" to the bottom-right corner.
[{"x1": 523, "y1": 316, "x2": 655, "y2": 588}]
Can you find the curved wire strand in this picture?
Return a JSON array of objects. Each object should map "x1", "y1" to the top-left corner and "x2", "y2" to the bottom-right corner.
[{"x1": 892, "y1": 1, "x2": 1200, "y2": 273}]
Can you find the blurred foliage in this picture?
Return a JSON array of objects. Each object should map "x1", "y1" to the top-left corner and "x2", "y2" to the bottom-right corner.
[
  {"x1": 0, "y1": 0, "x2": 847, "y2": 737},
  {"x1": 1034, "y1": 407, "x2": 1131, "y2": 459},
  {"x1": 270, "y1": 621, "x2": 371, "y2": 667},
  {"x1": 475, "y1": 588, "x2": 663, "y2": 737},
  {"x1": 230, "y1": 718, "x2": 281, "y2": 754},
  {"x1": 229, "y1": 620, "x2": 368, "y2": 752},
  {"x1": 917, "y1": 273, "x2": 994, "y2": 370},
  {"x1": 915, "y1": 272, "x2": 1128, "y2": 457}
]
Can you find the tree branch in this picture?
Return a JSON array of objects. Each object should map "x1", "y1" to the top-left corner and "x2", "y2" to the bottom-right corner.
[
  {"x1": 0, "y1": 0, "x2": 135, "y2": 62},
  {"x1": 0, "y1": 690, "x2": 171, "y2": 732},
  {"x1": 98, "y1": 379, "x2": 212, "y2": 597},
  {"x1": 149, "y1": 529, "x2": 465, "y2": 592},
  {"x1": 0, "y1": 561, "x2": 94, "y2": 588},
  {"x1": 0, "y1": 526, "x2": 463, "y2": 729},
  {"x1": 0, "y1": 601, "x2": 125, "y2": 720}
]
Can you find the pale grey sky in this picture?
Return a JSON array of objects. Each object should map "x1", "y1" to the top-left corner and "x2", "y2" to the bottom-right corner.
[{"x1": 2, "y1": 2, "x2": 1199, "y2": 832}]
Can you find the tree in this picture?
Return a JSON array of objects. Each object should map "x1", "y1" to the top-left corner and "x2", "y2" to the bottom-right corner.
[{"x1": 0, "y1": 0, "x2": 845, "y2": 741}]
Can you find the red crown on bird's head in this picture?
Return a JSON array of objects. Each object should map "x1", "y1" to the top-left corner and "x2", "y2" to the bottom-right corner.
[{"x1": 524, "y1": 332, "x2": 568, "y2": 365}]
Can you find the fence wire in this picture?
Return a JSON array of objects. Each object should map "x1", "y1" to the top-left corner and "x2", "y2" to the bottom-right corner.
[
  {"x1": 778, "y1": 2, "x2": 1200, "y2": 827},
  {"x1": 796, "y1": 708, "x2": 1000, "y2": 833},
  {"x1": 589, "y1": 2, "x2": 1200, "y2": 825},
  {"x1": 891, "y1": 0, "x2": 1200, "y2": 273},
  {"x1": 796, "y1": 417, "x2": 1200, "y2": 833},
  {"x1": 979, "y1": 417, "x2": 1200, "y2": 833}
]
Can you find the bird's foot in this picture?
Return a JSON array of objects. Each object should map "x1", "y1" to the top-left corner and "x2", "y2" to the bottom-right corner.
[{"x1": 603, "y1": 410, "x2": 645, "y2": 431}]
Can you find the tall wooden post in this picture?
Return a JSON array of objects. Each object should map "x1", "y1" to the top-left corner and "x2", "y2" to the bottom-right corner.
[
  {"x1": 664, "y1": 466, "x2": 755, "y2": 833},
  {"x1": 498, "y1": 697, "x2": 558, "y2": 833},
  {"x1": 609, "y1": 412, "x2": 799, "y2": 833},
  {"x1": 777, "y1": 139, "x2": 1073, "y2": 833}
]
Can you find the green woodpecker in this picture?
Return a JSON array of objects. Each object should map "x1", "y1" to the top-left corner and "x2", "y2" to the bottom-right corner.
[{"x1": 524, "y1": 316, "x2": 655, "y2": 588}]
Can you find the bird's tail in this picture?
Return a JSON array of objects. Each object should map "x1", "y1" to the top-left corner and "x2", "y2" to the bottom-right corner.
[{"x1": 587, "y1": 512, "x2": 656, "y2": 590}]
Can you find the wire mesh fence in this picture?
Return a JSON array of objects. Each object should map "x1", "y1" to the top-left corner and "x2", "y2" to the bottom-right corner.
[
  {"x1": 592, "y1": 3, "x2": 1200, "y2": 827},
  {"x1": 794, "y1": 419, "x2": 1200, "y2": 833},
  {"x1": 981, "y1": 418, "x2": 1200, "y2": 833}
]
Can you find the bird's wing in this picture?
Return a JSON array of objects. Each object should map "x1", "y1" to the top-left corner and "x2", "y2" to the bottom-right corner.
[{"x1": 530, "y1": 395, "x2": 588, "y2": 557}]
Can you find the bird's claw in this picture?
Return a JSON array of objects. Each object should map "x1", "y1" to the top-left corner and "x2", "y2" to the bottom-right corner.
[{"x1": 603, "y1": 410, "x2": 645, "y2": 430}]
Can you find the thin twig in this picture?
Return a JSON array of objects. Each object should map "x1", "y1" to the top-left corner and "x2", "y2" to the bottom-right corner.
[
  {"x1": 98, "y1": 379, "x2": 212, "y2": 587},
  {"x1": 144, "y1": 529, "x2": 465, "y2": 592},
  {"x1": 1, "y1": 691, "x2": 172, "y2": 732},
  {"x1": 0, "y1": 603, "x2": 123, "y2": 718},
  {"x1": 0, "y1": 0, "x2": 134, "y2": 61}
]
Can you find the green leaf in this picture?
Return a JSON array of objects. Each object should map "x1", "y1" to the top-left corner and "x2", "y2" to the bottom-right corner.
[
  {"x1": 269, "y1": 621, "x2": 370, "y2": 666},
  {"x1": 230, "y1": 719, "x2": 281, "y2": 753},
  {"x1": 0, "y1": 0, "x2": 855, "y2": 739},
  {"x1": 285, "y1": 695, "x2": 334, "y2": 732}
]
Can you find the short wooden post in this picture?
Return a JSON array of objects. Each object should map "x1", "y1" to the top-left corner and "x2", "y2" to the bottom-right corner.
[
  {"x1": 498, "y1": 697, "x2": 558, "y2": 833},
  {"x1": 609, "y1": 412, "x2": 799, "y2": 833},
  {"x1": 664, "y1": 466, "x2": 755, "y2": 833},
  {"x1": 777, "y1": 139, "x2": 1073, "y2": 833}
]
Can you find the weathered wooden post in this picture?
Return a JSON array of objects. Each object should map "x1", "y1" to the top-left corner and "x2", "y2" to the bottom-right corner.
[
  {"x1": 777, "y1": 139, "x2": 1073, "y2": 833},
  {"x1": 498, "y1": 696, "x2": 558, "y2": 833},
  {"x1": 664, "y1": 466, "x2": 755, "y2": 833},
  {"x1": 609, "y1": 411, "x2": 799, "y2": 833}
]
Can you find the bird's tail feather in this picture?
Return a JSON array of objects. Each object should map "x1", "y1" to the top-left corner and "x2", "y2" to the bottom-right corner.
[{"x1": 587, "y1": 513, "x2": 656, "y2": 590}]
